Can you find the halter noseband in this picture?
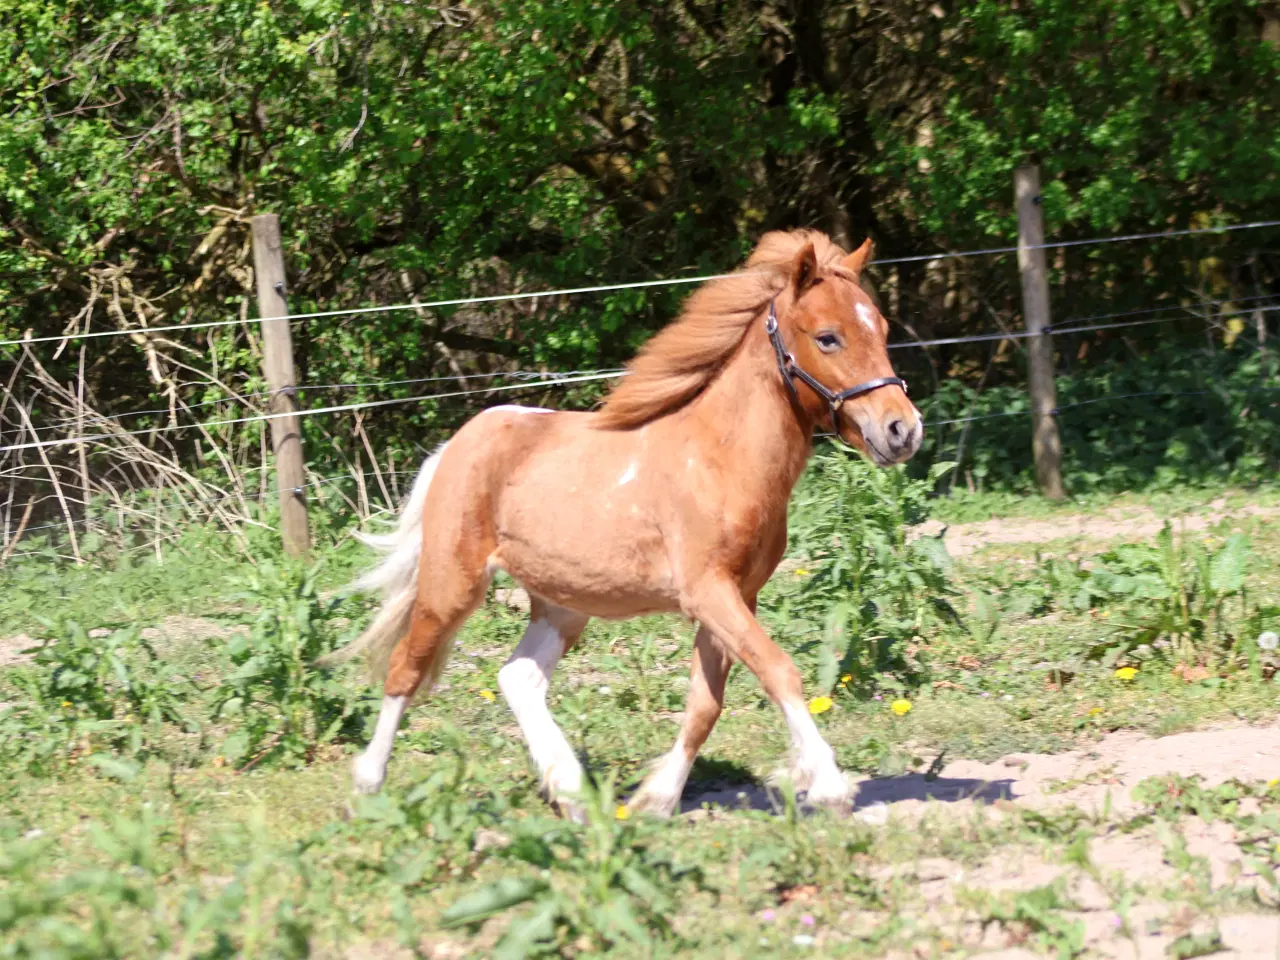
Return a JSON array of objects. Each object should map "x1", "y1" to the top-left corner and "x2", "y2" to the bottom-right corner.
[{"x1": 766, "y1": 298, "x2": 907, "y2": 433}]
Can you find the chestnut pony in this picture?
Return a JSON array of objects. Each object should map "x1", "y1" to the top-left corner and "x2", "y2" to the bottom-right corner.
[{"x1": 329, "y1": 229, "x2": 922, "y2": 816}]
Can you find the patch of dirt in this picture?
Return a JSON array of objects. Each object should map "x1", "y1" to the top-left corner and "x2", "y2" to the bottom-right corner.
[
  {"x1": 937, "y1": 723, "x2": 1280, "y2": 818},
  {"x1": 326, "y1": 940, "x2": 417, "y2": 960},
  {"x1": 683, "y1": 723, "x2": 1280, "y2": 957},
  {"x1": 138, "y1": 614, "x2": 245, "y2": 647},
  {"x1": 492, "y1": 587, "x2": 530, "y2": 612},
  {"x1": 0, "y1": 615, "x2": 244, "y2": 669},
  {"x1": 0, "y1": 633, "x2": 36, "y2": 667},
  {"x1": 913, "y1": 499, "x2": 1280, "y2": 557},
  {"x1": 684, "y1": 721, "x2": 1280, "y2": 819}
]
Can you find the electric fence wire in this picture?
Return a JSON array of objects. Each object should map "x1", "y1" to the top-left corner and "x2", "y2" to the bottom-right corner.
[{"x1": 4, "y1": 219, "x2": 1277, "y2": 349}]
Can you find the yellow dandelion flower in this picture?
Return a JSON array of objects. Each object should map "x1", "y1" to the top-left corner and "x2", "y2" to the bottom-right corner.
[
  {"x1": 478, "y1": 688, "x2": 496, "y2": 702},
  {"x1": 615, "y1": 805, "x2": 630, "y2": 821},
  {"x1": 808, "y1": 696, "x2": 833, "y2": 715},
  {"x1": 890, "y1": 699, "x2": 913, "y2": 716},
  {"x1": 1088, "y1": 707, "x2": 1103, "y2": 716},
  {"x1": 840, "y1": 674, "x2": 852, "y2": 684},
  {"x1": 61, "y1": 701, "x2": 72, "y2": 708},
  {"x1": 1114, "y1": 667, "x2": 1138, "y2": 681},
  {"x1": 1267, "y1": 778, "x2": 1278, "y2": 789},
  {"x1": 794, "y1": 568, "x2": 811, "y2": 577}
]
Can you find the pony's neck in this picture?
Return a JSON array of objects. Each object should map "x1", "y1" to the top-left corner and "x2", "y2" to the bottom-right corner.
[{"x1": 681, "y1": 312, "x2": 816, "y2": 496}]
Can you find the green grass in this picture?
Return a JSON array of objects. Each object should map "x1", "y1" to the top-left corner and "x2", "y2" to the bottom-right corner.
[{"x1": 3, "y1": 470, "x2": 1280, "y2": 957}]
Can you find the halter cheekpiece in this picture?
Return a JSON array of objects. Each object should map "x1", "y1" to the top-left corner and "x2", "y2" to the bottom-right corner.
[{"x1": 766, "y1": 297, "x2": 907, "y2": 432}]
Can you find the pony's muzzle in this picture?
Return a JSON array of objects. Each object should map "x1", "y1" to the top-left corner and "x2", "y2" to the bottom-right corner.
[
  {"x1": 863, "y1": 408, "x2": 923, "y2": 465},
  {"x1": 884, "y1": 413, "x2": 923, "y2": 460}
]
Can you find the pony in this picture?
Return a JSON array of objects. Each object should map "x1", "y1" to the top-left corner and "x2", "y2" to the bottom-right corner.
[{"x1": 326, "y1": 228, "x2": 923, "y2": 817}]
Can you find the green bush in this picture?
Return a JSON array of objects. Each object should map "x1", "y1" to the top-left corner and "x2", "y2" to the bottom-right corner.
[
  {"x1": 440, "y1": 778, "x2": 706, "y2": 959},
  {"x1": 0, "y1": 808, "x2": 313, "y2": 958},
  {"x1": 0, "y1": 622, "x2": 188, "y2": 773},
  {"x1": 921, "y1": 343, "x2": 1280, "y2": 494},
  {"x1": 212, "y1": 562, "x2": 372, "y2": 768},
  {"x1": 763, "y1": 450, "x2": 959, "y2": 696}
]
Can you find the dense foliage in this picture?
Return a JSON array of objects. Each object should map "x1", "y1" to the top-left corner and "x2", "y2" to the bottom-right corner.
[{"x1": 3, "y1": 0, "x2": 1280, "y2": 504}]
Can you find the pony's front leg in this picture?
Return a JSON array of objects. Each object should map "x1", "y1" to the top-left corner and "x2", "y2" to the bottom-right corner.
[
  {"x1": 685, "y1": 577, "x2": 852, "y2": 809},
  {"x1": 628, "y1": 624, "x2": 734, "y2": 817}
]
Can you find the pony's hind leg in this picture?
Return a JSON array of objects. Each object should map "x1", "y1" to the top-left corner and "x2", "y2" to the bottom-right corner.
[
  {"x1": 497, "y1": 598, "x2": 589, "y2": 819},
  {"x1": 627, "y1": 624, "x2": 733, "y2": 817},
  {"x1": 352, "y1": 570, "x2": 489, "y2": 795}
]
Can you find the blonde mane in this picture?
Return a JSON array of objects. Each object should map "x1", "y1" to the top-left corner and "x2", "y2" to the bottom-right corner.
[{"x1": 596, "y1": 229, "x2": 853, "y2": 430}]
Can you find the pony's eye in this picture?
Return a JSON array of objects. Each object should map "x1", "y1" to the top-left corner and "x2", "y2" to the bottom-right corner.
[{"x1": 814, "y1": 332, "x2": 842, "y2": 353}]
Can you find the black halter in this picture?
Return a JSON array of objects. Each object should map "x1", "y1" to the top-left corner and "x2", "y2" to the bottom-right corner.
[{"x1": 766, "y1": 298, "x2": 907, "y2": 433}]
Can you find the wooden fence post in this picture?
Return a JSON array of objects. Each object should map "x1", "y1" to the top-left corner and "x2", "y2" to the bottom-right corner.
[
  {"x1": 250, "y1": 213, "x2": 311, "y2": 558},
  {"x1": 1014, "y1": 165, "x2": 1066, "y2": 500}
]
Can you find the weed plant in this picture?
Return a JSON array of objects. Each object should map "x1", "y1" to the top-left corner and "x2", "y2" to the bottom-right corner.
[
  {"x1": 763, "y1": 450, "x2": 959, "y2": 697},
  {"x1": 0, "y1": 622, "x2": 188, "y2": 773},
  {"x1": 212, "y1": 562, "x2": 372, "y2": 767},
  {"x1": 989, "y1": 524, "x2": 1278, "y2": 673}
]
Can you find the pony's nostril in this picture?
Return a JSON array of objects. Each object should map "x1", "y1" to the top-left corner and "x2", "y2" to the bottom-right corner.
[{"x1": 887, "y1": 418, "x2": 906, "y2": 444}]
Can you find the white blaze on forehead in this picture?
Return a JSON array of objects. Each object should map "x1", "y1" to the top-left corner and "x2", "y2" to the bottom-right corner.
[{"x1": 855, "y1": 302, "x2": 878, "y2": 333}]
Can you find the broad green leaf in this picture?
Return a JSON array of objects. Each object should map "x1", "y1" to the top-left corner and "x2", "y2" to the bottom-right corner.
[
  {"x1": 220, "y1": 731, "x2": 249, "y2": 763},
  {"x1": 618, "y1": 865, "x2": 661, "y2": 905},
  {"x1": 601, "y1": 893, "x2": 653, "y2": 945},
  {"x1": 86, "y1": 755, "x2": 139, "y2": 782},
  {"x1": 1167, "y1": 930, "x2": 1224, "y2": 960},
  {"x1": 386, "y1": 850, "x2": 433, "y2": 887},
  {"x1": 970, "y1": 591, "x2": 1000, "y2": 643},
  {"x1": 1208, "y1": 535, "x2": 1250, "y2": 595},
  {"x1": 928, "y1": 461, "x2": 958, "y2": 483},
  {"x1": 493, "y1": 898, "x2": 559, "y2": 960},
  {"x1": 441, "y1": 876, "x2": 548, "y2": 928}
]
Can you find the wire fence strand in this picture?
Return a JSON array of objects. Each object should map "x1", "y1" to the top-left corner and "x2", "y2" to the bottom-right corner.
[
  {"x1": 0, "y1": 370, "x2": 624, "y2": 454},
  {"x1": 4, "y1": 218, "x2": 1278, "y2": 349},
  {"x1": 890, "y1": 304, "x2": 1280, "y2": 351},
  {"x1": 10, "y1": 298, "x2": 1280, "y2": 452}
]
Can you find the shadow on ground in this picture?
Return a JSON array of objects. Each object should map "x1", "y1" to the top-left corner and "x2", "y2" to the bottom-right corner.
[{"x1": 679, "y1": 773, "x2": 1015, "y2": 815}]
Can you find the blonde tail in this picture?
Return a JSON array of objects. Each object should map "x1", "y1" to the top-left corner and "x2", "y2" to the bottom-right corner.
[{"x1": 318, "y1": 442, "x2": 448, "y2": 685}]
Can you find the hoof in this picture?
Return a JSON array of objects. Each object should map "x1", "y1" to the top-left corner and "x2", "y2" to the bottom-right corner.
[
  {"x1": 550, "y1": 797, "x2": 588, "y2": 824},
  {"x1": 625, "y1": 789, "x2": 680, "y2": 819},
  {"x1": 803, "y1": 772, "x2": 854, "y2": 813},
  {"x1": 766, "y1": 765, "x2": 812, "y2": 794},
  {"x1": 351, "y1": 754, "x2": 386, "y2": 795}
]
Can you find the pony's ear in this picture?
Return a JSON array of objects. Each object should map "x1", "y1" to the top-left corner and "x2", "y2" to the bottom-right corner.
[
  {"x1": 843, "y1": 237, "x2": 874, "y2": 278},
  {"x1": 791, "y1": 241, "x2": 819, "y2": 297}
]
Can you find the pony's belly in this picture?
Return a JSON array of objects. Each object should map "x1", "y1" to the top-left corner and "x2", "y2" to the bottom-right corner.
[
  {"x1": 492, "y1": 498, "x2": 680, "y2": 620},
  {"x1": 515, "y1": 579, "x2": 677, "y2": 621},
  {"x1": 493, "y1": 533, "x2": 680, "y2": 621},
  {"x1": 485, "y1": 412, "x2": 688, "y2": 617}
]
